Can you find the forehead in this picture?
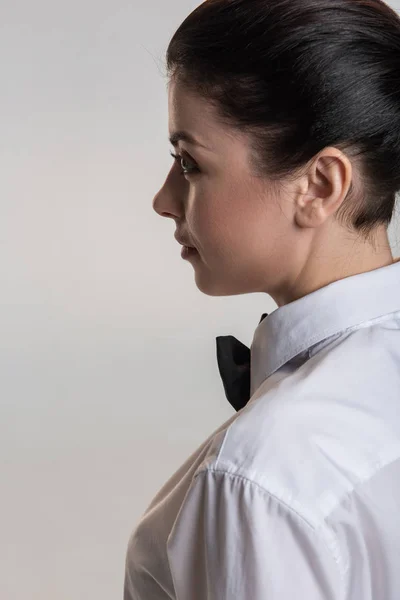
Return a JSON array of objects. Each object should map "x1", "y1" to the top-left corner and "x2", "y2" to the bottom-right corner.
[
  {"x1": 167, "y1": 79, "x2": 224, "y2": 150},
  {"x1": 168, "y1": 79, "x2": 209, "y2": 115},
  {"x1": 168, "y1": 79, "x2": 210, "y2": 125},
  {"x1": 167, "y1": 78, "x2": 253, "y2": 162}
]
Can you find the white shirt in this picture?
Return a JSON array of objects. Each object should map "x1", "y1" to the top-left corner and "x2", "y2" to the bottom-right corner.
[{"x1": 124, "y1": 258, "x2": 400, "y2": 600}]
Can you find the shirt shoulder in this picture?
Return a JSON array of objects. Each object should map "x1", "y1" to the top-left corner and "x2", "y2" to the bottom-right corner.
[{"x1": 197, "y1": 349, "x2": 400, "y2": 529}]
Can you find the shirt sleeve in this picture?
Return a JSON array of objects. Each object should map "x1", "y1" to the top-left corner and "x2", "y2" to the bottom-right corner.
[{"x1": 166, "y1": 468, "x2": 344, "y2": 600}]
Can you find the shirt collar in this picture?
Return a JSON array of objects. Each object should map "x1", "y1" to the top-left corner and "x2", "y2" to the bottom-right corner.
[{"x1": 250, "y1": 258, "x2": 400, "y2": 396}]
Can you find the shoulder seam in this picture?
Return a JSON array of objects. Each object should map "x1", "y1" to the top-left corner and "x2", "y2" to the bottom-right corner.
[
  {"x1": 193, "y1": 467, "x2": 345, "y2": 597},
  {"x1": 194, "y1": 466, "x2": 315, "y2": 530}
]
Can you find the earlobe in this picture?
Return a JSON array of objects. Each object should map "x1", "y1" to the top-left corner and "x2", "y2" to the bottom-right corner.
[
  {"x1": 295, "y1": 198, "x2": 325, "y2": 229},
  {"x1": 291, "y1": 173, "x2": 320, "y2": 229}
]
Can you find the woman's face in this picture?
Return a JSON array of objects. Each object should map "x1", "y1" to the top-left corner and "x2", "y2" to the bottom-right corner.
[
  {"x1": 153, "y1": 77, "x2": 306, "y2": 303},
  {"x1": 153, "y1": 78, "x2": 392, "y2": 305}
]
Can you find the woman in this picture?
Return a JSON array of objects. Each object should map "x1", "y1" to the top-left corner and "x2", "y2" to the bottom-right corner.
[{"x1": 124, "y1": 0, "x2": 400, "y2": 598}]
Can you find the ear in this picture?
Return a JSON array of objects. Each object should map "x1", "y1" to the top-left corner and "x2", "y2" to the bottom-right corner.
[{"x1": 295, "y1": 147, "x2": 352, "y2": 228}]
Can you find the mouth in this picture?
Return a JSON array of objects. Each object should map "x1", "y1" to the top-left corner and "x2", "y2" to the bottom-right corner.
[
  {"x1": 174, "y1": 232, "x2": 196, "y2": 249},
  {"x1": 181, "y1": 245, "x2": 199, "y2": 259}
]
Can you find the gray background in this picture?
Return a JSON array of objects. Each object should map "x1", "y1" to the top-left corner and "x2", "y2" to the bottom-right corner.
[{"x1": 1, "y1": 1, "x2": 399, "y2": 598}]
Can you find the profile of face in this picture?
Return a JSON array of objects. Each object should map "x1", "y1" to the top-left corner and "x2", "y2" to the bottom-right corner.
[{"x1": 152, "y1": 77, "x2": 392, "y2": 306}]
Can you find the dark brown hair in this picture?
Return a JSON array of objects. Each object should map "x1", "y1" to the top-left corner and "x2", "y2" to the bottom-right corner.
[{"x1": 166, "y1": 0, "x2": 400, "y2": 242}]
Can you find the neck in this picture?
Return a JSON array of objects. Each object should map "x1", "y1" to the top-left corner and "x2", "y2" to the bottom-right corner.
[{"x1": 273, "y1": 225, "x2": 394, "y2": 307}]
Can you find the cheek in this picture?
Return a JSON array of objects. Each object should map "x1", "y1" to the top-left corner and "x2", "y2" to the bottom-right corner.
[
  {"x1": 192, "y1": 185, "x2": 261, "y2": 258},
  {"x1": 189, "y1": 173, "x2": 283, "y2": 256},
  {"x1": 192, "y1": 193, "x2": 236, "y2": 248}
]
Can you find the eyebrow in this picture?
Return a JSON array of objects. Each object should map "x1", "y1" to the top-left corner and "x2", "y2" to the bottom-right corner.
[{"x1": 169, "y1": 130, "x2": 209, "y2": 150}]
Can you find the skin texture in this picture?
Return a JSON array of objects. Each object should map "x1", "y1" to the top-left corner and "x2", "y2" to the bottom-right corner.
[{"x1": 152, "y1": 78, "x2": 395, "y2": 307}]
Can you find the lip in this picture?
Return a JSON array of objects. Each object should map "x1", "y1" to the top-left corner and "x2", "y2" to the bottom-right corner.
[
  {"x1": 181, "y1": 245, "x2": 198, "y2": 258},
  {"x1": 174, "y1": 232, "x2": 196, "y2": 248}
]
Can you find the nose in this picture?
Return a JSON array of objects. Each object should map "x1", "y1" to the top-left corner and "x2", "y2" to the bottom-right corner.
[
  {"x1": 152, "y1": 187, "x2": 171, "y2": 217},
  {"x1": 152, "y1": 166, "x2": 184, "y2": 220}
]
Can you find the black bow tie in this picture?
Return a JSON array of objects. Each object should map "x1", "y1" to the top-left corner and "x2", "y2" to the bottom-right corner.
[{"x1": 216, "y1": 313, "x2": 268, "y2": 412}]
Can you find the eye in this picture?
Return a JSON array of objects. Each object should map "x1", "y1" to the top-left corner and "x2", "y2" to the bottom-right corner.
[{"x1": 169, "y1": 151, "x2": 199, "y2": 176}]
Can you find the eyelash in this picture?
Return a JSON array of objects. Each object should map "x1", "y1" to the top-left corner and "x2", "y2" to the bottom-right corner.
[{"x1": 169, "y1": 151, "x2": 199, "y2": 176}]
